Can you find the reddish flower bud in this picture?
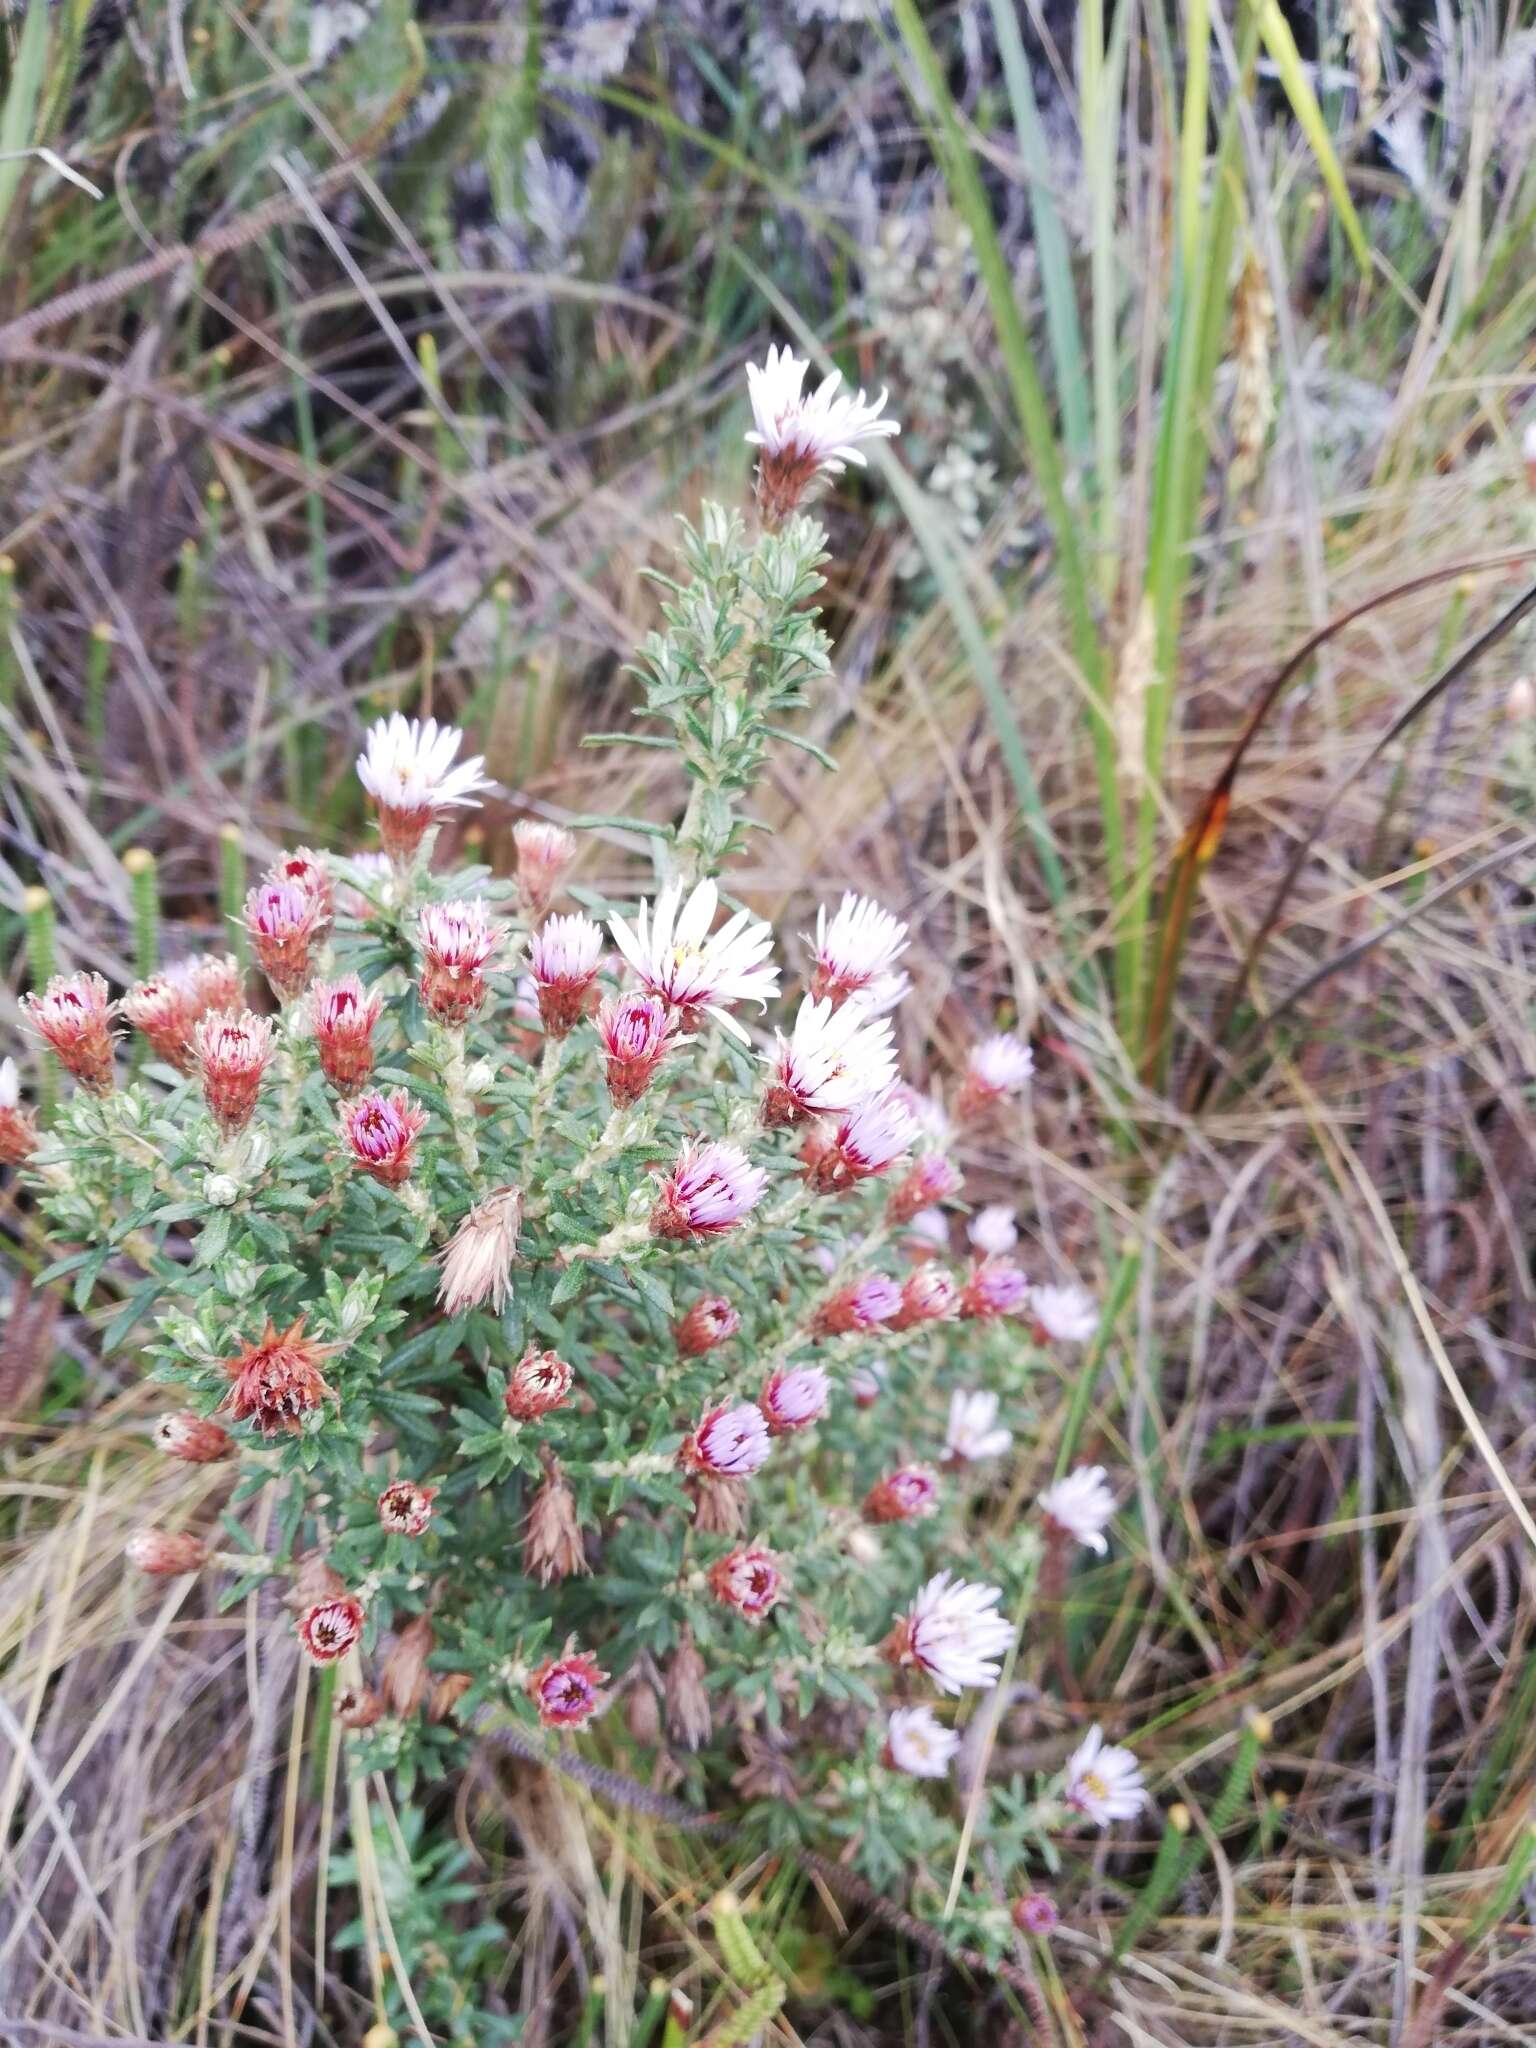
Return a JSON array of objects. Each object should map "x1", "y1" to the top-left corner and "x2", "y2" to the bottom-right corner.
[
  {"x1": 21, "y1": 972, "x2": 117, "y2": 1093},
  {"x1": 121, "y1": 968, "x2": 199, "y2": 1072},
  {"x1": 708, "y1": 1544, "x2": 783, "y2": 1626},
  {"x1": 220, "y1": 1316, "x2": 339, "y2": 1435},
  {"x1": 265, "y1": 849, "x2": 333, "y2": 936},
  {"x1": 126, "y1": 1528, "x2": 207, "y2": 1575},
  {"x1": 651, "y1": 1140, "x2": 767, "y2": 1240},
  {"x1": 378, "y1": 1480, "x2": 437, "y2": 1537},
  {"x1": 597, "y1": 991, "x2": 678, "y2": 1106},
  {"x1": 810, "y1": 1272, "x2": 902, "y2": 1337},
  {"x1": 297, "y1": 1594, "x2": 365, "y2": 1664},
  {"x1": 960, "y1": 1258, "x2": 1030, "y2": 1320},
  {"x1": 310, "y1": 975, "x2": 382, "y2": 1093},
  {"x1": 886, "y1": 1152, "x2": 962, "y2": 1224},
  {"x1": 513, "y1": 819, "x2": 577, "y2": 918},
  {"x1": 863, "y1": 1465, "x2": 940, "y2": 1525},
  {"x1": 889, "y1": 1266, "x2": 960, "y2": 1331},
  {"x1": 337, "y1": 1686, "x2": 385, "y2": 1729},
  {"x1": 154, "y1": 1410, "x2": 235, "y2": 1462},
  {"x1": 416, "y1": 899, "x2": 502, "y2": 1023},
  {"x1": 801, "y1": 1092, "x2": 918, "y2": 1195},
  {"x1": 956, "y1": 1033, "x2": 1034, "y2": 1120},
  {"x1": 0, "y1": 1058, "x2": 38, "y2": 1167},
  {"x1": 675, "y1": 1295, "x2": 740, "y2": 1359},
  {"x1": 193, "y1": 1010, "x2": 274, "y2": 1134},
  {"x1": 679, "y1": 1403, "x2": 770, "y2": 1478},
  {"x1": 1013, "y1": 1892, "x2": 1059, "y2": 1936},
  {"x1": 527, "y1": 1647, "x2": 606, "y2": 1729},
  {"x1": 244, "y1": 880, "x2": 323, "y2": 1001},
  {"x1": 503, "y1": 1347, "x2": 574, "y2": 1422},
  {"x1": 760, "y1": 1364, "x2": 829, "y2": 1433},
  {"x1": 528, "y1": 914, "x2": 602, "y2": 1038},
  {"x1": 340, "y1": 1088, "x2": 428, "y2": 1186}
]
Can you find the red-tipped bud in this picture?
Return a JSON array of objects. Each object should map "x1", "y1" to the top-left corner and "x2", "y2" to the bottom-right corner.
[
  {"x1": 810, "y1": 1272, "x2": 902, "y2": 1337},
  {"x1": 244, "y1": 880, "x2": 323, "y2": 1000},
  {"x1": 503, "y1": 1347, "x2": 574, "y2": 1422},
  {"x1": 126, "y1": 1528, "x2": 207, "y2": 1576},
  {"x1": 889, "y1": 1266, "x2": 960, "y2": 1331},
  {"x1": 310, "y1": 975, "x2": 382, "y2": 1093},
  {"x1": 21, "y1": 972, "x2": 117, "y2": 1093},
  {"x1": 886, "y1": 1152, "x2": 961, "y2": 1223},
  {"x1": 513, "y1": 819, "x2": 577, "y2": 918},
  {"x1": 378, "y1": 1480, "x2": 437, "y2": 1536},
  {"x1": 527, "y1": 1647, "x2": 606, "y2": 1729},
  {"x1": 340, "y1": 1088, "x2": 428, "y2": 1186},
  {"x1": 597, "y1": 991, "x2": 678, "y2": 1106},
  {"x1": 708, "y1": 1544, "x2": 784, "y2": 1626},
  {"x1": 193, "y1": 1010, "x2": 274, "y2": 1134},
  {"x1": 154, "y1": 1410, "x2": 235, "y2": 1462},
  {"x1": 863, "y1": 1466, "x2": 939, "y2": 1524},
  {"x1": 297, "y1": 1594, "x2": 365, "y2": 1664},
  {"x1": 675, "y1": 1295, "x2": 740, "y2": 1358}
]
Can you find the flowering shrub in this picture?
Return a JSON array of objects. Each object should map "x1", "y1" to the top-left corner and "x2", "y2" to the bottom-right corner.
[{"x1": 7, "y1": 351, "x2": 1141, "y2": 1960}]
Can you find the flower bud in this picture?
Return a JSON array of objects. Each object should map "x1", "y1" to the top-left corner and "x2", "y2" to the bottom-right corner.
[
  {"x1": 417, "y1": 900, "x2": 502, "y2": 1023},
  {"x1": 513, "y1": 819, "x2": 577, "y2": 917},
  {"x1": 378, "y1": 1479, "x2": 437, "y2": 1537},
  {"x1": 863, "y1": 1466, "x2": 939, "y2": 1524},
  {"x1": 675, "y1": 1294, "x2": 739, "y2": 1358},
  {"x1": 888, "y1": 1266, "x2": 960, "y2": 1330},
  {"x1": 955, "y1": 1033, "x2": 1033, "y2": 1119},
  {"x1": 193, "y1": 1011, "x2": 274, "y2": 1134},
  {"x1": 265, "y1": 849, "x2": 333, "y2": 935},
  {"x1": 810, "y1": 1272, "x2": 901, "y2": 1337},
  {"x1": 1012, "y1": 1891, "x2": 1058, "y2": 1936},
  {"x1": 297, "y1": 1595, "x2": 365, "y2": 1664},
  {"x1": 340, "y1": 1089, "x2": 428, "y2": 1186},
  {"x1": 664, "y1": 1631, "x2": 711, "y2": 1751},
  {"x1": 337, "y1": 1686, "x2": 385, "y2": 1730},
  {"x1": 203, "y1": 1172, "x2": 240, "y2": 1207},
  {"x1": 885, "y1": 1153, "x2": 961, "y2": 1224},
  {"x1": 126, "y1": 1528, "x2": 207, "y2": 1576},
  {"x1": 708, "y1": 1544, "x2": 783, "y2": 1626},
  {"x1": 0, "y1": 1057, "x2": 39, "y2": 1167},
  {"x1": 760, "y1": 1364, "x2": 829, "y2": 1433},
  {"x1": 960, "y1": 1258, "x2": 1030, "y2": 1320},
  {"x1": 528, "y1": 914, "x2": 603, "y2": 1037},
  {"x1": 528, "y1": 1646, "x2": 607, "y2": 1728},
  {"x1": 244, "y1": 880, "x2": 323, "y2": 1000},
  {"x1": 21, "y1": 972, "x2": 117, "y2": 1093},
  {"x1": 310, "y1": 975, "x2": 382, "y2": 1093},
  {"x1": 154, "y1": 1410, "x2": 235, "y2": 1463},
  {"x1": 598, "y1": 991, "x2": 678, "y2": 1106},
  {"x1": 504, "y1": 1347, "x2": 574, "y2": 1422}
]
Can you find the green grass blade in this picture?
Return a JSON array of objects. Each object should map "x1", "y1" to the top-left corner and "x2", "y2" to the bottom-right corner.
[
  {"x1": 1257, "y1": 0, "x2": 1372, "y2": 274},
  {"x1": 986, "y1": 0, "x2": 1090, "y2": 466},
  {"x1": 0, "y1": 0, "x2": 51, "y2": 236}
]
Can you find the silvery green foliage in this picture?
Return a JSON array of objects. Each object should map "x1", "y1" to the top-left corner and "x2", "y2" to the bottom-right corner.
[{"x1": 24, "y1": 501, "x2": 1084, "y2": 1952}]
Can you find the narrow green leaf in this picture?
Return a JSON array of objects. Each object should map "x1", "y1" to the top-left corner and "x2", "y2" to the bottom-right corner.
[{"x1": 1257, "y1": 0, "x2": 1371, "y2": 273}]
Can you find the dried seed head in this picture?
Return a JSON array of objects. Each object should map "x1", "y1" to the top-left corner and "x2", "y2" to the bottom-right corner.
[
  {"x1": 438, "y1": 1187, "x2": 523, "y2": 1317},
  {"x1": 524, "y1": 1468, "x2": 588, "y2": 1585},
  {"x1": 664, "y1": 1631, "x2": 711, "y2": 1751},
  {"x1": 380, "y1": 1614, "x2": 436, "y2": 1716}
]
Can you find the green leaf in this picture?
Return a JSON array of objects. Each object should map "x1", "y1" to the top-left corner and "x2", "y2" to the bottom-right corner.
[{"x1": 1256, "y1": 0, "x2": 1371, "y2": 274}]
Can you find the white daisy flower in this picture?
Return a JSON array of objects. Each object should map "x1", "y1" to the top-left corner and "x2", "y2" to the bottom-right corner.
[
  {"x1": 1038, "y1": 1466, "x2": 1117, "y2": 1554},
  {"x1": 762, "y1": 994, "x2": 896, "y2": 1124},
  {"x1": 968, "y1": 1205, "x2": 1018, "y2": 1257},
  {"x1": 807, "y1": 892, "x2": 910, "y2": 1005},
  {"x1": 1063, "y1": 1724, "x2": 1145, "y2": 1826},
  {"x1": 887, "y1": 1570, "x2": 1014, "y2": 1695},
  {"x1": 885, "y1": 1704, "x2": 961, "y2": 1780},
  {"x1": 607, "y1": 878, "x2": 777, "y2": 1044},
  {"x1": 356, "y1": 715, "x2": 492, "y2": 860},
  {"x1": 745, "y1": 346, "x2": 900, "y2": 520},
  {"x1": 944, "y1": 1389, "x2": 1013, "y2": 1464},
  {"x1": 1030, "y1": 1282, "x2": 1099, "y2": 1344}
]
